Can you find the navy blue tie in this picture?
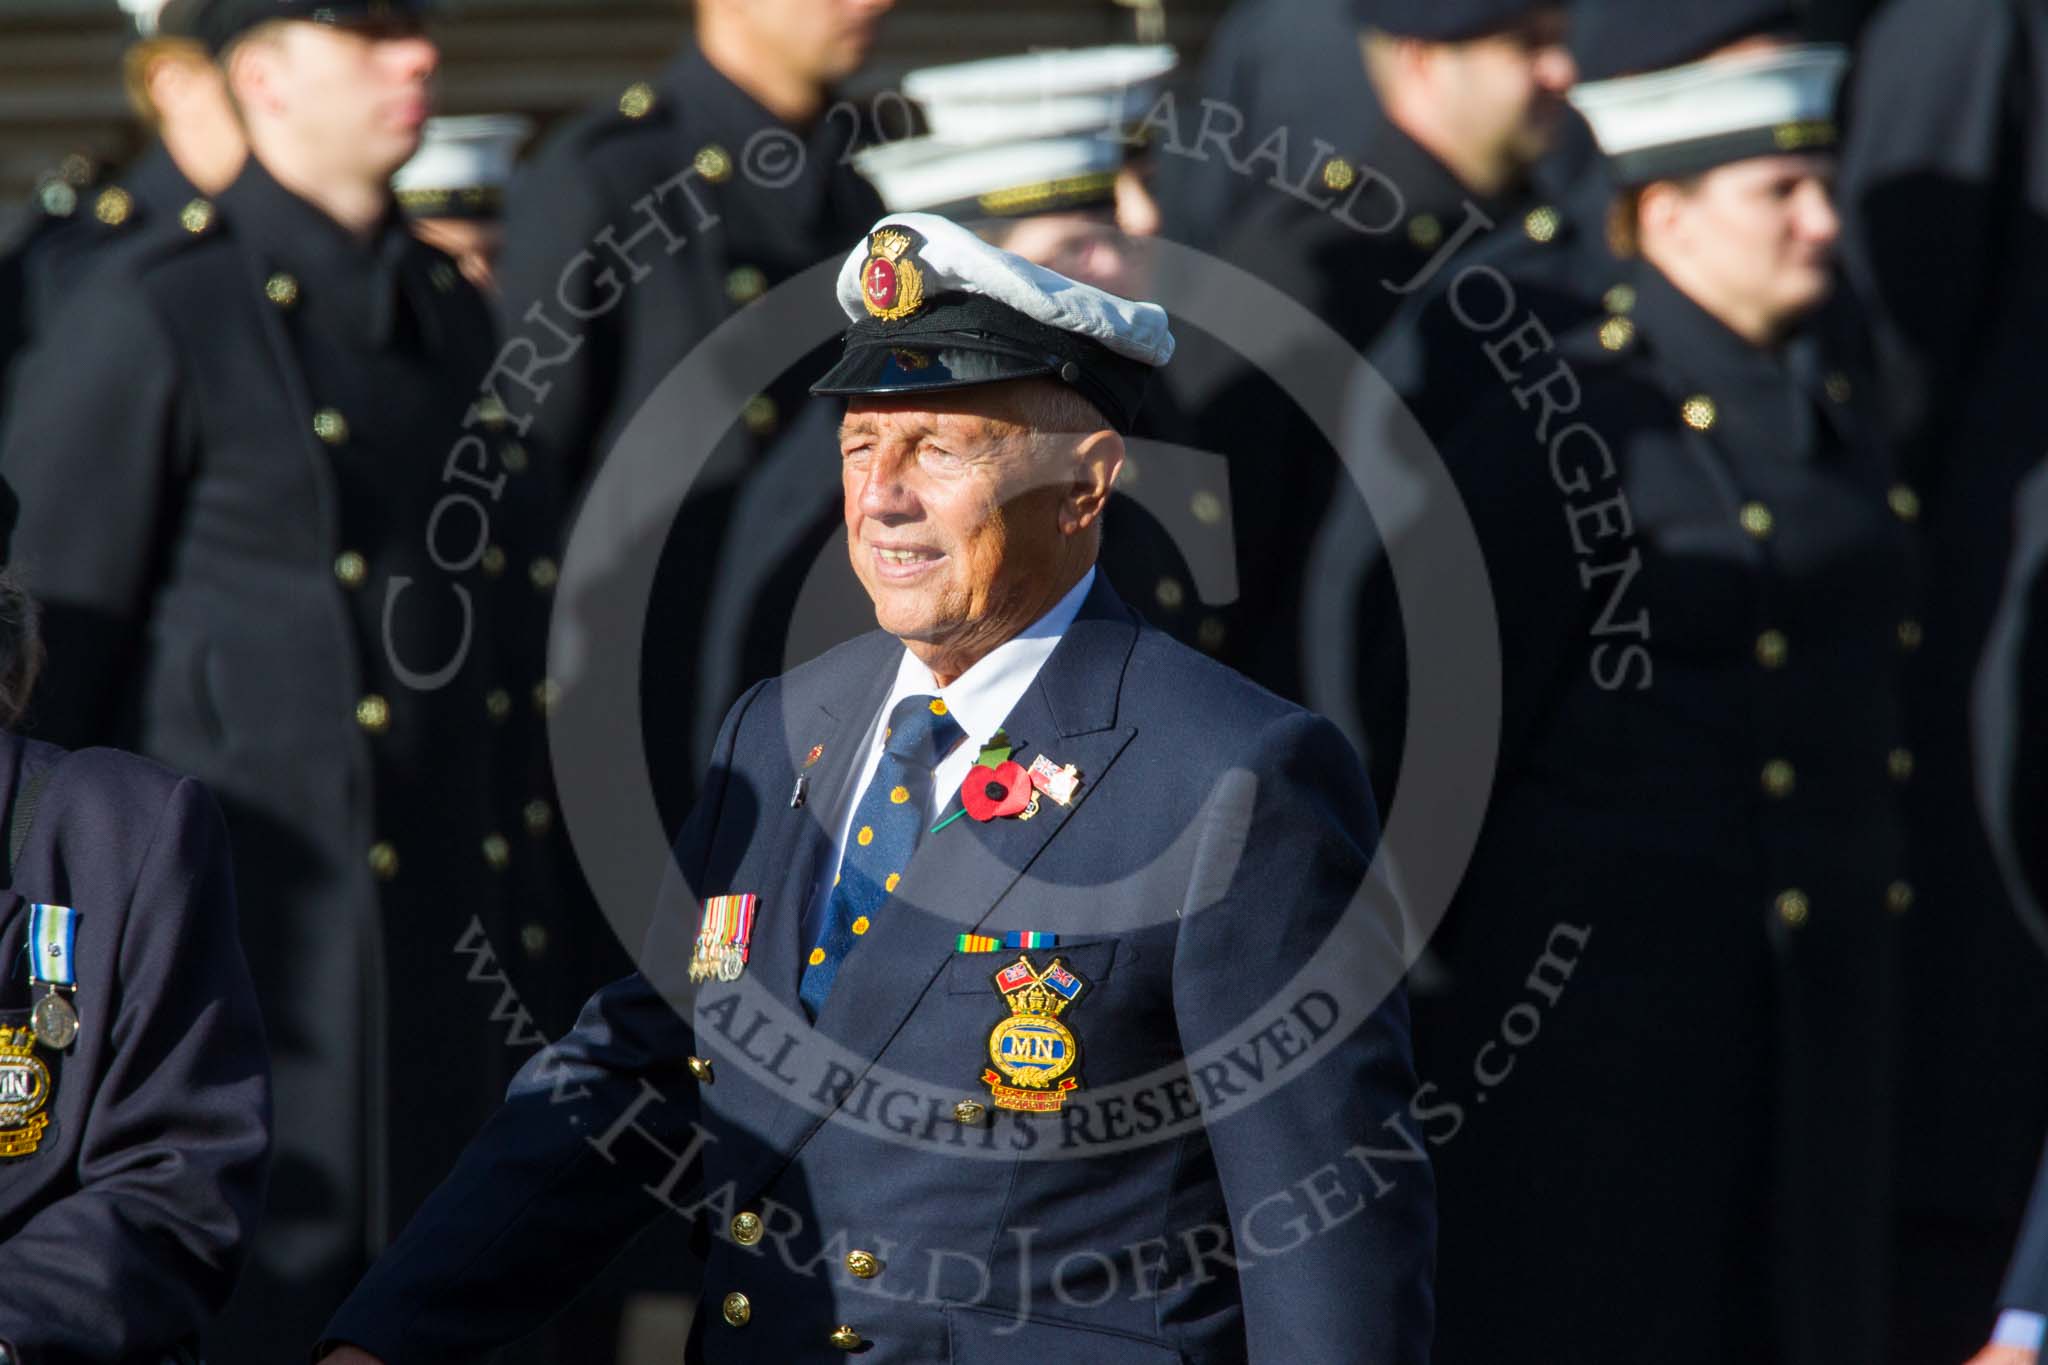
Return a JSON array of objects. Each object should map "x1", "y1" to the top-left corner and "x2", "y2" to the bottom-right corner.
[{"x1": 800, "y1": 694, "x2": 964, "y2": 1017}]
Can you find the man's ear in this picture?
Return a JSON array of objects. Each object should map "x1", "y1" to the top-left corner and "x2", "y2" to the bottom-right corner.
[
  {"x1": 1636, "y1": 180, "x2": 1686, "y2": 251},
  {"x1": 1063, "y1": 428, "x2": 1124, "y2": 536},
  {"x1": 224, "y1": 33, "x2": 284, "y2": 119}
]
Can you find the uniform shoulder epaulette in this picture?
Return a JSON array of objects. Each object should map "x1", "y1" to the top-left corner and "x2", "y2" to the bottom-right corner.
[
  {"x1": 25, "y1": 153, "x2": 105, "y2": 225},
  {"x1": 616, "y1": 79, "x2": 658, "y2": 122},
  {"x1": 91, "y1": 186, "x2": 135, "y2": 231},
  {"x1": 1544, "y1": 281, "x2": 1645, "y2": 370},
  {"x1": 570, "y1": 77, "x2": 679, "y2": 145},
  {"x1": 124, "y1": 198, "x2": 233, "y2": 281}
]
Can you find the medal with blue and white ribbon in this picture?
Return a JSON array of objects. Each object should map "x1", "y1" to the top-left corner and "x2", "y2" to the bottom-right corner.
[{"x1": 27, "y1": 904, "x2": 78, "y2": 1051}]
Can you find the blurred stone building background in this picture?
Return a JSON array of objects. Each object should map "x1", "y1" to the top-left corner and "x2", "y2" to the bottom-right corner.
[{"x1": 0, "y1": 0, "x2": 1232, "y2": 238}]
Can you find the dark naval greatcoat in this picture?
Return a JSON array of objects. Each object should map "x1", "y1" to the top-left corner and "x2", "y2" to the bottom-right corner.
[
  {"x1": 492, "y1": 40, "x2": 883, "y2": 833},
  {"x1": 1157, "y1": 115, "x2": 1524, "y2": 703},
  {"x1": 1338, "y1": 255, "x2": 1915, "y2": 1364},
  {"x1": 0, "y1": 156, "x2": 579, "y2": 1362},
  {"x1": 1837, "y1": 6, "x2": 2048, "y2": 1347}
]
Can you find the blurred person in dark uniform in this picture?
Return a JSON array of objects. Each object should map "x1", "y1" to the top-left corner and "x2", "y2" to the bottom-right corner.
[
  {"x1": 1338, "y1": 5, "x2": 1832, "y2": 783},
  {"x1": 0, "y1": 2, "x2": 578, "y2": 1360},
  {"x1": 56, "y1": 0, "x2": 248, "y2": 263},
  {"x1": 494, "y1": 0, "x2": 893, "y2": 836},
  {"x1": 1, "y1": 0, "x2": 244, "y2": 388},
  {"x1": 1153, "y1": 0, "x2": 1380, "y2": 248},
  {"x1": 1366, "y1": 0, "x2": 1801, "y2": 448},
  {"x1": 0, "y1": 167, "x2": 90, "y2": 417},
  {"x1": 1341, "y1": 44, "x2": 1912, "y2": 1363},
  {"x1": 391, "y1": 114, "x2": 531, "y2": 294},
  {"x1": 1159, "y1": 0, "x2": 1575, "y2": 702},
  {"x1": 1200, "y1": 0, "x2": 1576, "y2": 353},
  {"x1": 1836, "y1": 8, "x2": 2048, "y2": 1359},
  {"x1": 0, "y1": 487, "x2": 271, "y2": 1365}
]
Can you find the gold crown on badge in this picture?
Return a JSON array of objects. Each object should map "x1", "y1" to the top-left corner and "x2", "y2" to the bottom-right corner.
[{"x1": 861, "y1": 227, "x2": 926, "y2": 322}]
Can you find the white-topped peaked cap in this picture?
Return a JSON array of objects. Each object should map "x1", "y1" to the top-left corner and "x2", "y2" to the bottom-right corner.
[
  {"x1": 831, "y1": 213, "x2": 1173, "y2": 365},
  {"x1": 118, "y1": 0, "x2": 166, "y2": 34},
  {"x1": 1569, "y1": 43, "x2": 1849, "y2": 185},
  {"x1": 903, "y1": 45, "x2": 1178, "y2": 144},
  {"x1": 391, "y1": 114, "x2": 535, "y2": 219},
  {"x1": 857, "y1": 133, "x2": 1125, "y2": 219},
  {"x1": 813, "y1": 213, "x2": 1174, "y2": 432},
  {"x1": 861, "y1": 45, "x2": 1178, "y2": 219}
]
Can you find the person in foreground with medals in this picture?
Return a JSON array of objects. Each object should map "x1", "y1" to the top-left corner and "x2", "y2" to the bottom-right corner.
[
  {"x1": 315, "y1": 213, "x2": 1433, "y2": 1363},
  {"x1": 0, "y1": 477, "x2": 271, "y2": 1365}
]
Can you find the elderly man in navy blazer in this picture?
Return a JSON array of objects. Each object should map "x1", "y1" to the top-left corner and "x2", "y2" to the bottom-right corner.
[{"x1": 318, "y1": 214, "x2": 1434, "y2": 1364}]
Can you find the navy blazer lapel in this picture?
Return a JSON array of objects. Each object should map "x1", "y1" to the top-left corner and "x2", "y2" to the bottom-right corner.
[
  {"x1": 809, "y1": 579, "x2": 1143, "y2": 1070},
  {"x1": 741, "y1": 633, "x2": 899, "y2": 1014}
]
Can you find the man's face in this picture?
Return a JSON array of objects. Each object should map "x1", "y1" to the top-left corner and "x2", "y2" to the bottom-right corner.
[
  {"x1": 1659, "y1": 154, "x2": 1841, "y2": 331},
  {"x1": 247, "y1": 19, "x2": 437, "y2": 182},
  {"x1": 839, "y1": 383, "x2": 1112, "y2": 678},
  {"x1": 1431, "y1": 8, "x2": 1577, "y2": 176},
  {"x1": 717, "y1": 0, "x2": 893, "y2": 85}
]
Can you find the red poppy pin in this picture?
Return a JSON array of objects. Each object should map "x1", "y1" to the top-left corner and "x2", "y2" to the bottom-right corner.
[{"x1": 963, "y1": 760, "x2": 1034, "y2": 822}]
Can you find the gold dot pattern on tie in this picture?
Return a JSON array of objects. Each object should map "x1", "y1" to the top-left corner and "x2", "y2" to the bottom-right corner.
[{"x1": 799, "y1": 694, "x2": 964, "y2": 1017}]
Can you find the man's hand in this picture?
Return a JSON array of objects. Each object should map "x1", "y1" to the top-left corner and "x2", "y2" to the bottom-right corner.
[
  {"x1": 1965, "y1": 1346, "x2": 2038, "y2": 1365},
  {"x1": 317, "y1": 1349, "x2": 385, "y2": 1365}
]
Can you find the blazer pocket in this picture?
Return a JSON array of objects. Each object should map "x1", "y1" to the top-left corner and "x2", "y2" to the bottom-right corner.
[
  {"x1": 946, "y1": 1303, "x2": 1184, "y2": 1365},
  {"x1": 945, "y1": 938, "x2": 1120, "y2": 995}
]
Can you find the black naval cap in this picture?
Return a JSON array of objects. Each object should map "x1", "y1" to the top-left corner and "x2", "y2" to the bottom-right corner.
[
  {"x1": 193, "y1": 0, "x2": 429, "y2": 54},
  {"x1": 1572, "y1": 0, "x2": 1800, "y2": 81},
  {"x1": 1353, "y1": 0, "x2": 1562, "y2": 42},
  {"x1": 811, "y1": 214, "x2": 1175, "y2": 435}
]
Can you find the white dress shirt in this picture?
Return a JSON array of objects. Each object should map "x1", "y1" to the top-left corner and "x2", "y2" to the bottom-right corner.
[
  {"x1": 806, "y1": 567, "x2": 1096, "y2": 925},
  {"x1": 1993, "y1": 1309, "x2": 2045, "y2": 1352}
]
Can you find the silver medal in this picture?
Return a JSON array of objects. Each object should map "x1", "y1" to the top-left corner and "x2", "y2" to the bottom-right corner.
[{"x1": 31, "y1": 991, "x2": 77, "y2": 1050}]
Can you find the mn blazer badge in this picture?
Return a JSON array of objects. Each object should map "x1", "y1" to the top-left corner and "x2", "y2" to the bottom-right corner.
[{"x1": 982, "y1": 955, "x2": 1087, "y2": 1113}]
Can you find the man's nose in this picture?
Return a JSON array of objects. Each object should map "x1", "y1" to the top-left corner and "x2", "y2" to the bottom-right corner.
[
  {"x1": 857, "y1": 452, "x2": 921, "y2": 519},
  {"x1": 1535, "y1": 42, "x2": 1577, "y2": 95},
  {"x1": 1798, "y1": 180, "x2": 1842, "y2": 248},
  {"x1": 385, "y1": 33, "x2": 440, "y2": 80}
]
